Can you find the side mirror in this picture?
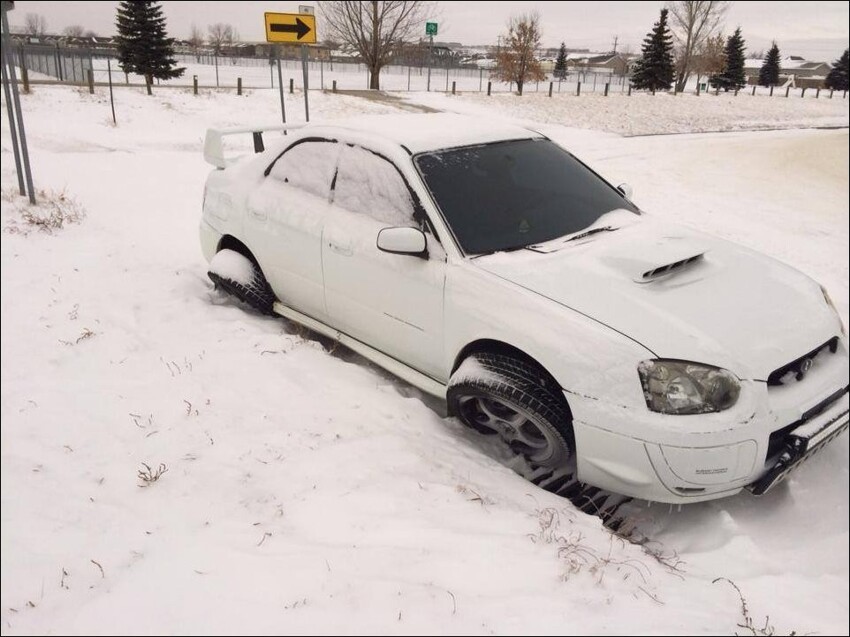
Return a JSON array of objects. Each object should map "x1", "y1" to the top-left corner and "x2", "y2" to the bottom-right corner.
[
  {"x1": 617, "y1": 183, "x2": 634, "y2": 200},
  {"x1": 377, "y1": 227, "x2": 427, "y2": 258}
]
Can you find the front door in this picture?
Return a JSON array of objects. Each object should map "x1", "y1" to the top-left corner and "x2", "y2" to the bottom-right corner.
[{"x1": 322, "y1": 144, "x2": 446, "y2": 380}]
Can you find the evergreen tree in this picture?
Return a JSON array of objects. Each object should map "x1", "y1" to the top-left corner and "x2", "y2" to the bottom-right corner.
[
  {"x1": 554, "y1": 42, "x2": 568, "y2": 80},
  {"x1": 825, "y1": 49, "x2": 849, "y2": 91},
  {"x1": 710, "y1": 27, "x2": 746, "y2": 91},
  {"x1": 115, "y1": 1, "x2": 184, "y2": 94},
  {"x1": 758, "y1": 41, "x2": 781, "y2": 86},
  {"x1": 631, "y1": 8, "x2": 675, "y2": 92}
]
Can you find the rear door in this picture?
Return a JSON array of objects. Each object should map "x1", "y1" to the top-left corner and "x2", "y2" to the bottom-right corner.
[
  {"x1": 245, "y1": 139, "x2": 340, "y2": 320},
  {"x1": 322, "y1": 144, "x2": 446, "y2": 380}
]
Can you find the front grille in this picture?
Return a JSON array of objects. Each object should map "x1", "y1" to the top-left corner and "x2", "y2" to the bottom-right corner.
[
  {"x1": 766, "y1": 385, "x2": 849, "y2": 460},
  {"x1": 767, "y1": 337, "x2": 839, "y2": 386}
]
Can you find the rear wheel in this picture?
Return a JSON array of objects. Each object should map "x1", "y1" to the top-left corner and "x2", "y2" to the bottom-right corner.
[
  {"x1": 208, "y1": 248, "x2": 275, "y2": 315},
  {"x1": 447, "y1": 352, "x2": 575, "y2": 474}
]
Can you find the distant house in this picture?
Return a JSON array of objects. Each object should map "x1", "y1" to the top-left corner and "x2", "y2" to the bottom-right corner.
[
  {"x1": 744, "y1": 55, "x2": 832, "y2": 88},
  {"x1": 566, "y1": 52, "x2": 631, "y2": 77}
]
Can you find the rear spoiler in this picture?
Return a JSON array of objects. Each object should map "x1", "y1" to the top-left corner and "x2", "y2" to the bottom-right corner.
[{"x1": 203, "y1": 123, "x2": 307, "y2": 169}]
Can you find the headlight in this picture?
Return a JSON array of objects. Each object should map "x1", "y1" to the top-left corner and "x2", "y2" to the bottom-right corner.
[
  {"x1": 638, "y1": 360, "x2": 740, "y2": 415},
  {"x1": 821, "y1": 285, "x2": 846, "y2": 336}
]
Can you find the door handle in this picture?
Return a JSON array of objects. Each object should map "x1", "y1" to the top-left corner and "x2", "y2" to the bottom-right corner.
[{"x1": 328, "y1": 240, "x2": 353, "y2": 256}]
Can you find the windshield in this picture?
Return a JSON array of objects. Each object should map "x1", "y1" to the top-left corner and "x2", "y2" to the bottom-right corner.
[{"x1": 415, "y1": 139, "x2": 639, "y2": 254}]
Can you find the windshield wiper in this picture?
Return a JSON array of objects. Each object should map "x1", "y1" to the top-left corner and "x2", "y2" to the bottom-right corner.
[
  {"x1": 564, "y1": 225, "x2": 618, "y2": 243},
  {"x1": 469, "y1": 244, "x2": 530, "y2": 259}
]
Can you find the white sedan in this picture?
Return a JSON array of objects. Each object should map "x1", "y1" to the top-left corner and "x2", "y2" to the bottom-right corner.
[{"x1": 200, "y1": 113, "x2": 848, "y2": 504}]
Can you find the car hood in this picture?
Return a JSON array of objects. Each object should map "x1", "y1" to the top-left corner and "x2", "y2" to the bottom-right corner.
[{"x1": 472, "y1": 216, "x2": 838, "y2": 379}]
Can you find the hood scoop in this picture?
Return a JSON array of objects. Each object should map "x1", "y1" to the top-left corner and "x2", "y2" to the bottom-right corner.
[{"x1": 640, "y1": 253, "x2": 705, "y2": 282}]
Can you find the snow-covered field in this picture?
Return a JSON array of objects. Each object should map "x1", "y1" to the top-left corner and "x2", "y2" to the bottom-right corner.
[
  {"x1": 401, "y1": 89, "x2": 850, "y2": 135},
  {"x1": 1, "y1": 85, "x2": 848, "y2": 635}
]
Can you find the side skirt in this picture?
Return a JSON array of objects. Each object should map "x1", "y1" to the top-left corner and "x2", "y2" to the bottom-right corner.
[{"x1": 272, "y1": 301, "x2": 447, "y2": 399}]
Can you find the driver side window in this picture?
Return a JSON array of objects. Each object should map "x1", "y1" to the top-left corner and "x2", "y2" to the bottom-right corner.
[{"x1": 333, "y1": 145, "x2": 416, "y2": 226}]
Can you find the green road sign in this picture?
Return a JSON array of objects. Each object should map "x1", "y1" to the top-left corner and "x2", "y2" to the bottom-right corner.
[{"x1": 425, "y1": 21, "x2": 438, "y2": 36}]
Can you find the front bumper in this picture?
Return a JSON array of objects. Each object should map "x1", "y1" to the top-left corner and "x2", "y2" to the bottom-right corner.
[
  {"x1": 569, "y1": 340, "x2": 850, "y2": 504},
  {"x1": 747, "y1": 387, "x2": 849, "y2": 495}
]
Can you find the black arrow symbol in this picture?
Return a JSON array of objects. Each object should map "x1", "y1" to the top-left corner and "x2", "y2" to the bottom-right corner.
[{"x1": 270, "y1": 17, "x2": 311, "y2": 40}]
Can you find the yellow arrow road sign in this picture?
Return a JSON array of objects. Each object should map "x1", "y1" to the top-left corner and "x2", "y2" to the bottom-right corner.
[{"x1": 265, "y1": 12, "x2": 317, "y2": 44}]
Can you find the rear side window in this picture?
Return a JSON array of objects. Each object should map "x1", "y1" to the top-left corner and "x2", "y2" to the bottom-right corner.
[
  {"x1": 268, "y1": 140, "x2": 340, "y2": 200},
  {"x1": 333, "y1": 145, "x2": 416, "y2": 226}
]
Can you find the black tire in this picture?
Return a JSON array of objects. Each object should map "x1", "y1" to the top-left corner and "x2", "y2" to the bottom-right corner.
[
  {"x1": 208, "y1": 249, "x2": 276, "y2": 315},
  {"x1": 447, "y1": 352, "x2": 575, "y2": 473}
]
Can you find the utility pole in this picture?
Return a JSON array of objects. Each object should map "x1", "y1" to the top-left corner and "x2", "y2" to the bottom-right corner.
[{"x1": 612, "y1": 35, "x2": 619, "y2": 54}]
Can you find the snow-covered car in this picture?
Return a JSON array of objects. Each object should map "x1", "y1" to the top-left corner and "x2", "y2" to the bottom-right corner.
[{"x1": 200, "y1": 113, "x2": 848, "y2": 504}]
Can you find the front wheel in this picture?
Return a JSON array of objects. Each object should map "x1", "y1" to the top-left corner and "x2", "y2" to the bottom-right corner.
[{"x1": 447, "y1": 353, "x2": 575, "y2": 474}]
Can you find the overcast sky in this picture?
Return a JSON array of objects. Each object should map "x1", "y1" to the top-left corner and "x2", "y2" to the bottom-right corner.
[{"x1": 9, "y1": 1, "x2": 850, "y2": 59}]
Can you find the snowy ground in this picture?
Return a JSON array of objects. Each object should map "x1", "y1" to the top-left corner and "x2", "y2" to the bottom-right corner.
[
  {"x1": 1, "y1": 85, "x2": 848, "y2": 635},
  {"x1": 401, "y1": 89, "x2": 850, "y2": 135}
]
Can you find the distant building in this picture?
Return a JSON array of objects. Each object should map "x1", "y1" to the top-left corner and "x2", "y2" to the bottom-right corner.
[
  {"x1": 566, "y1": 52, "x2": 632, "y2": 77},
  {"x1": 744, "y1": 55, "x2": 832, "y2": 88}
]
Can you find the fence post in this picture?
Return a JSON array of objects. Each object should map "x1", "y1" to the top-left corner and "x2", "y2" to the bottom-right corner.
[
  {"x1": 785, "y1": 86, "x2": 790, "y2": 97},
  {"x1": 815, "y1": 87, "x2": 820, "y2": 98},
  {"x1": 576, "y1": 81, "x2": 581, "y2": 96},
  {"x1": 408, "y1": 65, "x2": 411, "y2": 91},
  {"x1": 487, "y1": 81, "x2": 491, "y2": 96},
  {"x1": 451, "y1": 80, "x2": 456, "y2": 95},
  {"x1": 734, "y1": 88, "x2": 738, "y2": 96},
  {"x1": 193, "y1": 75, "x2": 198, "y2": 95},
  {"x1": 801, "y1": 87, "x2": 806, "y2": 97},
  {"x1": 604, "y1": 82, "x2": 609, "y2": 96},
  {"x1": 628, "y1": 83, "x2": 632, "y2": 96},
  {"x1": 17, "y1": 48, "x2": 29, "y2": 93},
  {"x1": 332, "y1": 79, "x2": 337, "y2": 93},
  {"x1": 769, "y1": 85, "x2": 774, "y2": 96},
  {"x1": 751, "y1": 85, "x2": 756, "y2": 96},
  {"x1": 715, "y1": 86, "x2": 719, "y2": 95},
  {"x1": 289, "y1": 77, "x2": 294, "y2": 94},
  {"x1": 829, "y1": 89, "x2": 833, "y2": 98},
  {"x1": 87, "y1": 68, "x2": 94, "y2": 94},
  {"x1": 237, "y1": 77, "x2": 242, "y2": 95},
  {"x1": 479, "y1": 68, "x2": 483, "y2": 91},
  {"x1": 548, "y1": 81, "x2": 553, "y2": 97},
  {"x1": 56, "y1": 43, "x2": 63, "y2": 81}
]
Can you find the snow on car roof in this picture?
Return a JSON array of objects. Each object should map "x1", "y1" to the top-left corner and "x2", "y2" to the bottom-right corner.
[{"x1": 303, "y1": 113, "x2": 543, "y2": 154}]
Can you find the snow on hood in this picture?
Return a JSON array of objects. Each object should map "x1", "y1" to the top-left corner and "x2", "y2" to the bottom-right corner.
[{"x1": 474, "y1": 217, "x2": 838, "y2": 379}]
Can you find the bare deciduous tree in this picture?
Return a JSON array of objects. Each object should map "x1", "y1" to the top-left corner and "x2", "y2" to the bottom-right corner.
[
  {"x1": 189, "y1": 23, "x2": 205, "y2": 60},
  {"x1": 668, "y1": 1, "x2": 729, "y2": 92},
  {"x1": 24, "y1": 13, "x2": 47, "y2": 37},
  {"x1": 63, "y1": 25, "x2": 86, "y2": 38},
  {"x1": 207, "y1": 23, "x2": 235, "y2": 53},
  {"x1": 492, "y1": 12, "x2": 545, "y2": 95},
  {"x1": 320, "y1": 1, "x2": 432, "y2": 90},
  {"x1": 691, "y1": 32, "x2": 726, "y2": 88}
]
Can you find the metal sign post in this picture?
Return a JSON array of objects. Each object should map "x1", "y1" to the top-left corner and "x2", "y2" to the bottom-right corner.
[
  {"x1": 276, "y1": 50, "x2": 287, "y2": 130},
  {"x1": 1, "y1": 1, "x2": 35, "y2": 203},
  {"x1": 425, "y1": 21, "x2": 437, "y2": 92},
  {"x1": 300, "y1": 45, "x2": 310, "y2": 121},
  {"x1": 107, "y1": 57, "x2": 116, "y2": 124}
]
